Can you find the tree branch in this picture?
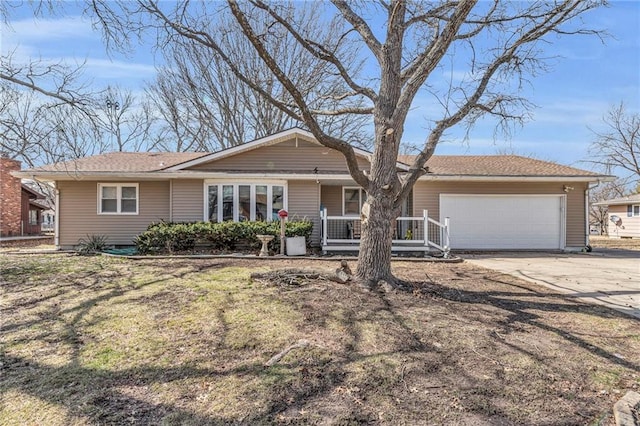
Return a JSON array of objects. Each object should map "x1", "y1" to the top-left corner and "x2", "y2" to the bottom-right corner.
[
  {"x1": 227, "y1": 0, "x2": 368, "y2": 188},
  {"x1": 396, "y1": 0, "x2": 602, "y2": 206},
  {"x1": 330, "y1": 0, "x2": 383, "y2": 63},
  {"x1": 249, "y1": 0, "x2": 378, "y2": 102}
]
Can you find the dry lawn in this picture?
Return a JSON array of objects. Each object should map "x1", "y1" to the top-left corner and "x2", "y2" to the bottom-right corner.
[
  {"x1": 590, "y1": 235, "x2": 640, "y2": 251},
  {"x1": 1, "y1": 254, "x2": 639, "y2": 425}
]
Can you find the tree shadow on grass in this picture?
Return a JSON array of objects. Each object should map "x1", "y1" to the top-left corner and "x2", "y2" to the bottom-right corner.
[
  {"x1": 412, "y1": 275, "x2": 640, "y2": 373},
  {"x1": 1, "y1": 258, "x2": 256, "y2": 424},
  {"x1": 2, "y1": 258, "x2": 639, "y2": 424},
  {"x1": 2, "y1": 257, "x2": 377, "y2": 424}
]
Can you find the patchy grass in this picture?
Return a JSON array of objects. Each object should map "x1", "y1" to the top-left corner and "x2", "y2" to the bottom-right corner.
[
  {"x1": 1, "y1": 254, "x2": 639, "y2": 425},
  {"x1": 0, "y1": 237, "x2": 54, "y2": 252},
  {"x1": 590, "y1": 235, "x2": 640, "y2": 250}
]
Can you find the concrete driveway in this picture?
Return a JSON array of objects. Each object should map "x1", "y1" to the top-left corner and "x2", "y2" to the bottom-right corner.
[{"x1": 464, "y1": 249, "x2": 640, "y2": 319}]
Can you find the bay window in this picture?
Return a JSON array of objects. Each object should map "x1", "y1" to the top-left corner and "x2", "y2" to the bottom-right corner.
[{"x1": 206, "y1": 182, "x2": 286, "y2": 222}]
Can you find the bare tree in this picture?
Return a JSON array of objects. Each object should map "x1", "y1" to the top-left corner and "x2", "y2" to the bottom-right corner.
[
  {"x1": 46, "y1": 107, "x2": 108, "y2": 162},
  {"x1": 146, "y1": 69, "x2": 212, "y2": 152},
  {"x1": 147, "y1": 4, "x2": 369, "y2": 151},
  {"x1": 96, "y1": 86, "x2": 158, "y2": 152},
  {"x1": 0, "y1": 84, "x2": 107, "y2": 167},
  {"x1": 589, "y1": 103, "x2": 640, "y2": 190},
  {"x1": 0, "y1": 86, "x2": 46, "y2": 166},
  {"x1": 1, "y1": 10, "x2": 104, "y2": 164},
  {"x1": 1, "y1": 52, "x2": 94, "y2": 113},
  {"x1": 91, "y1": 0, "x2": 604, "y2": 286},
  {"x1": 0, "y1": 81, "x2": 158, "y2": 166},
  {"x1": 589, "y1": 180, "x2": 627, "y2": 236}
]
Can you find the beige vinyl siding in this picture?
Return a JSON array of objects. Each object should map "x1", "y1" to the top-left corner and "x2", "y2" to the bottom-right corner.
[
  {"x1": 57, "y1": 180, "x2": 169, "y2": 248},
  {"x1": 608, "y1": 205, "x2": 640, "y2": 238},
  {"x1": 413, "y1": 181, "x2": 587, "y2": 248},
  {"x1": 566, "y1": 183, "x2": 588, "y2": 246},
  {"x1": 288, "y1": 180, "x2": 321, "y2": 246},
  {"x1": 189, "y1": 139, "x2": 370, "y2": 172},
  {"x1": 171, "y1": 179, "x2": 204, "y2": 222},
  {"x1": 320, "y1": 185, "x2": 344, "y2": 216}
]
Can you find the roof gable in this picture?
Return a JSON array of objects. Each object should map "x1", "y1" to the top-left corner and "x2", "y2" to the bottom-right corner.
[{"x1": 167, "y1": 128, "x2": 404, "y2": 171}]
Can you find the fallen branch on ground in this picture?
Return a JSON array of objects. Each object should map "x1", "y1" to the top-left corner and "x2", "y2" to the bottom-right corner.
[
  {"x1": 250, "y1": 262, "x2": 353, "y2": 287},
  {"x1": 264, "y1": 339, "x2": 310, "y2": 367}
]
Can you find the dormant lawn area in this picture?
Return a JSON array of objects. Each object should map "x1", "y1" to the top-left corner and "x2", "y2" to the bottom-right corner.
[
  {"x1": 589, "y1": 235, "x2": 640, "y2": 251},
  {"x1": 1, "y1": 254, "x2": 638, "y2": 425}
]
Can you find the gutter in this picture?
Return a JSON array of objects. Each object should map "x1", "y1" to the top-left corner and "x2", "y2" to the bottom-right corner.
[
  {"x1": 54, "y1": 185, "x2": 60, "y2": 249},
  {"x1": 13, "y1": 170, "x2": 616, "y2": 183},
  {"x1": 11, "y1": 171, "x2": 357, "y2": 181}
]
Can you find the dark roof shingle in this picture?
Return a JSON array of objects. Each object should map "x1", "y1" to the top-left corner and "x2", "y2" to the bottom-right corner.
[
  {"x1": 29, "y1": 152, "x2": 209, "y2": 173},
  {"x1": 26, "y1": 151, "x2": 603, "y2": 178},
  {"x1": 399, "y1": 155, "x2": 602, "y2": 177}
]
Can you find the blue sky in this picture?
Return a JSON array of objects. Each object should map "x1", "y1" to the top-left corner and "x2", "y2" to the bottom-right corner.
[{"x1": 1, "y1": 1, "x2": 639, "y2": 170}]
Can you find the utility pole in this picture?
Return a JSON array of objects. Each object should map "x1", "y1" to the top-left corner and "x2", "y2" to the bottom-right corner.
[{"x1": 106, "y1": 99, "x2": 119, "y2": 151}]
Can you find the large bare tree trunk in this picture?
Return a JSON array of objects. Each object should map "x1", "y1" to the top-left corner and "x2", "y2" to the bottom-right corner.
[
  {"x1": 356, "y1": 193, "x2": 397, "y2": 286},
  {"x1": 356, "y1": 120, "x2": 405, "y2": 286}
]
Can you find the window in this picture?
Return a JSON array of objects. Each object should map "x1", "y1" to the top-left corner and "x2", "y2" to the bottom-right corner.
[
  {"x1": 343, "y1": 187, "x2": 366, "y2": 216},
  {"x1": 629, "y1": 204, "x2": 640, "y2": 217},
  {"x1": 206, "y1": 182, "x2": 286, "y2": 222},
  {"x1": 98, "y1": 183, "x2": 138, "y2": 214},
  {"x1": 29, "y1": 210, "x2": 38, "y2": 225}
]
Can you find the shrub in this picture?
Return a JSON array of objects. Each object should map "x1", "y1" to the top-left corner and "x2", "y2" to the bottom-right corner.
[
  {"x1": 76, "y1": 234, "x2": 110, "y2": 255},
  {"x1": 134, "y1": 220, "x2": 313, "y2": 255},
  {"x1": 133, "y1": 221, "x2": 196, "y2": 254}
]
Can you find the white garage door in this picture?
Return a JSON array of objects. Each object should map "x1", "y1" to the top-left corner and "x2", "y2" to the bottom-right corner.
[{"x1": 440, "y1": 194, "x2": 565, "y2": 250}]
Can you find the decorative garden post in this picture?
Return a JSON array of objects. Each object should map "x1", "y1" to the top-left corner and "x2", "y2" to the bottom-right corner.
[{"x1": 277, "y1": 209, "x2": 288, "y2": 255}]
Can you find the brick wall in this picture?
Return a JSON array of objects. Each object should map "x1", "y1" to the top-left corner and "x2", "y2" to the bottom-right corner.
[{"x1": 0, "y1": 157, "x2": 22, "y2": 237}]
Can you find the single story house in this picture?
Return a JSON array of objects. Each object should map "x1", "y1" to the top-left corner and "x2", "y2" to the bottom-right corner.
[
  {"x1": 14, "y1": 128, "x2": 613, "y2": 251},
  {"x1": 593, "y1": 193, "x2": 640, "y2": 239}
]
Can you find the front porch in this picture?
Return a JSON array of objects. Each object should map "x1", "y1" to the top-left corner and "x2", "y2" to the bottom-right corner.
[{"x1": 319, "y1": 209, "x2": 450, "y2": 256}]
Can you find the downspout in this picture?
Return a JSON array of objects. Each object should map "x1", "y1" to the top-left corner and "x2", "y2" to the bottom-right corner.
[
  {"x1": 54, "y1": 184, "x2": 60, "y2": 249},
  {"x1": 585, "y1": 180, "x2": 601, "y2": 250},
  {"x1": 169, "y1": 179, "x2": 173, "y2": 222}
]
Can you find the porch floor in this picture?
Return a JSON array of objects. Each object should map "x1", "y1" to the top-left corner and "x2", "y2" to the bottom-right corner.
[{"x1": 322, "y1": 242, "x2": 433, "y2": 253}]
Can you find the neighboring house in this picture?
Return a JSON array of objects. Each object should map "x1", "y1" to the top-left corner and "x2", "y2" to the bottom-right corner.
[
  {"x1": 14, "y1": 128, "x2": 613, "y2": 251},
  {"x1": 593, "y1": 194, "x2": 640, "y2": 239},
  {"x1": 41, "y1": 208, "x2": 56, "y2": 233},
  {"x1": 1, "y1": 156, "x2": 48, "y2": 237},
  {"x1": 20, "y1": 184, "x2": 48, "y2": 235}
]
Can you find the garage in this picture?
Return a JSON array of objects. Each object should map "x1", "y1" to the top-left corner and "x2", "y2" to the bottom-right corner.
[{"x1": 440, "y1": 194, "x2": 565, "y2": 250}]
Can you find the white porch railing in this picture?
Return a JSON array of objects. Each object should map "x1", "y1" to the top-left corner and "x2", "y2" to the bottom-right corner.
[
  {"x1": 41, "y1": 223, "x2": 55, "y2": 232},
  {"x1": 320, "y1": 208, "x2": 450, "y2": 255}
]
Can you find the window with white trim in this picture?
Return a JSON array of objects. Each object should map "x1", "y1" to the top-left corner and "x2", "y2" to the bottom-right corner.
[
  {"x1": 206, "y1": 183, "x2": 286, "y2": 222},
  {"x1": 343, "y1": 187, "x2": 366, "y2": 216},
  {"x1": 629, "y1": 204, "x2": 640, "y2": 217},
  {"x1": 98, "y1": 183, "x2": 139, "y2": 214}
]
